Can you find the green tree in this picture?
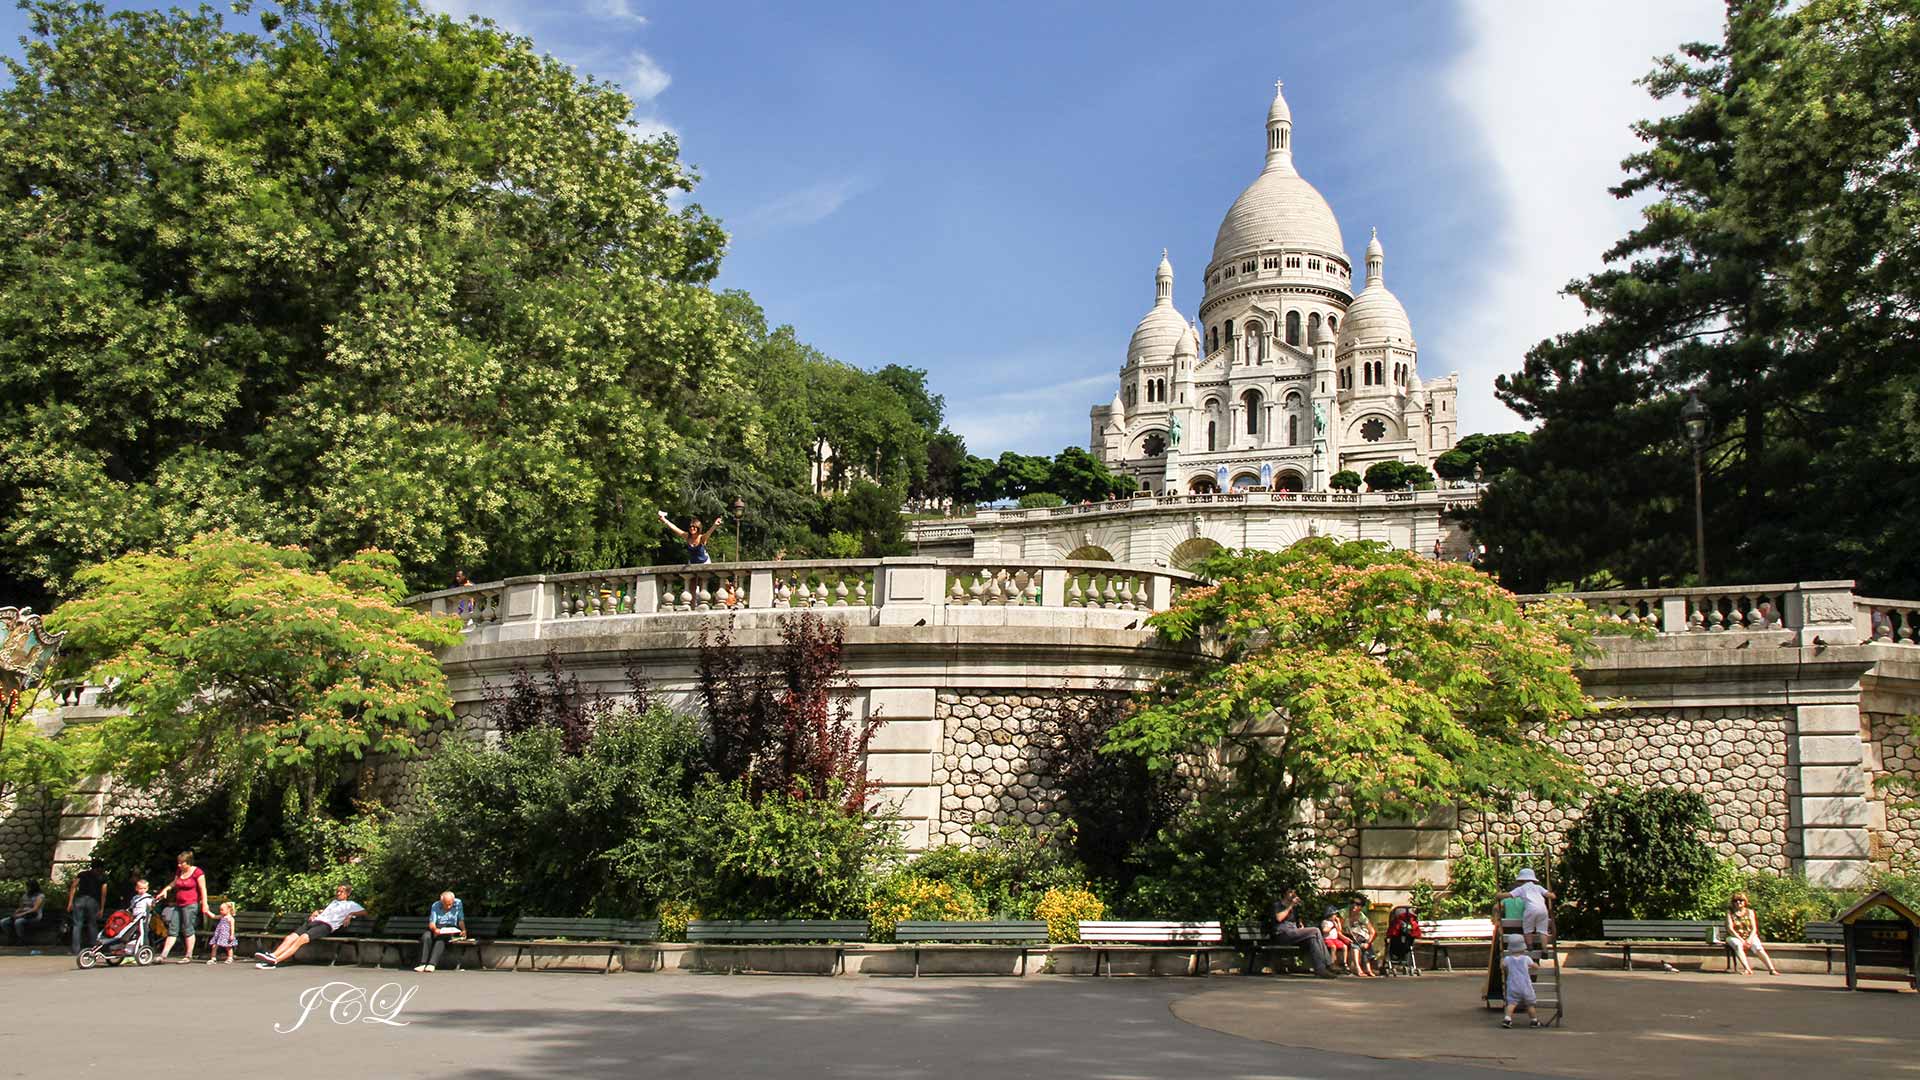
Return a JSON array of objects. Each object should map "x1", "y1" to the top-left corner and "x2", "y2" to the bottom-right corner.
[
  {"x1": 1328, "y1": 470, "x2": 1362, "y2": 493},
  {"x1": 1468, "y1": 0, "x2": 1920, "y2": 593},
  {"x1": 1108, "y1": 538, "x2": 1594, "y2": 847},
  {"x1": 827, "y1": 481, "x2": 909, "y2": 557},
  {"x1": 0, "y1": 0, "x2": 741, "y2": 600},
  {"x1": 47, "y1": 532, "x2": 460, "y2": 818},
  {"x1": 990, "y1": 452, "x2": 1053, "y2": 502},
  {"x1": 1046, "y1": 446, "x2": 1135, "y2": 503},
  {"x1": 1364, "y1": 460, "x2": 1432, "y2": 491},
  {"x1": 1560, "y1": 786, "x2": 1722, "y2": 924}
]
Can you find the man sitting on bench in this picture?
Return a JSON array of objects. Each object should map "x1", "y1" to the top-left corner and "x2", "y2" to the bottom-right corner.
[
  {"x1": 255, "y1": 883, "x2": 365, "y2": 968},
  {"x1": 1269, "y1": 889, "x2": 1336, "y2": 978}
]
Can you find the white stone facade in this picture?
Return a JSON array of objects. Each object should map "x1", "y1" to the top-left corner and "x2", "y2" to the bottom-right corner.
[{"x1": 1090, "y1": 82, "x2": 1458, "y2": 494}]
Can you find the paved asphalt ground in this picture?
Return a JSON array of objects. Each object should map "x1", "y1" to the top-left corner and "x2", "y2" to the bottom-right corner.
[
  {"x1": 4, "y1": 955, "x2": 1914, "y2": 1079},
  {"x1": 3, "y1": 954, "x2": 1537, "y2": 1080}
]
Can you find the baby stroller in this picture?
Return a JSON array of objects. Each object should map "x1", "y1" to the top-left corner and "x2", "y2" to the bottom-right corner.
[
  {"x1": 1381, "y1": 904, "x2": 1422, "y2": 977},
  {"x1": 76, "y1": 894, "x2": 156, "y2": 969}
]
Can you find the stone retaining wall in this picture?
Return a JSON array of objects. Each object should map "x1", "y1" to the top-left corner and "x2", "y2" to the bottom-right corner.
[
  {"x1": 1455, "y1": 707, "x2": 1795, "y2": 872},
  {"x1": 1866, "y1": 710, "x2": 1920, "y2": 868}
]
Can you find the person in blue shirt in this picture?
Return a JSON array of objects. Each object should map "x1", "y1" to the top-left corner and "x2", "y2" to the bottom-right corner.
[
  {"x1": 659, "y1": 510, "x2": 725, "y2": 564},
  {"x1": 414, "y1": 890, "x2": 466, "y2": 973}
]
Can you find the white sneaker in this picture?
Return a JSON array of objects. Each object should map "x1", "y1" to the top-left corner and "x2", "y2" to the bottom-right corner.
[
  {"x1": 422, "y1": 965, "x2": 435, "y2": 972},
  {"x1": 413, "y1": 965, "x2": 426, "y2": 972}
]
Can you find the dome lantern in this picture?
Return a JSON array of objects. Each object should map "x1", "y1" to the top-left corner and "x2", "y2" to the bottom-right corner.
[{"x1": 1265, "y1": 80, "x2": 1294, "y2": 174}]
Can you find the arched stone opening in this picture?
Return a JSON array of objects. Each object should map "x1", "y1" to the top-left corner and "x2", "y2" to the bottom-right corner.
[
  {"x1": 1169, "y1": 537, "x2": 1224, "y2": 571},
  {"x1": 1274, "y1": 470, "x2": 1306, "y2": 492},
  {"x1": 1064, "y1": 545, "x2": 1116, "y2": 562}
]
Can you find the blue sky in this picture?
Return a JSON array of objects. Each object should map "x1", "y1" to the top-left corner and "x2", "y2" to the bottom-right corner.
[{"x1": 2, "y1": 0, "x2": 1725, "y2": 456}]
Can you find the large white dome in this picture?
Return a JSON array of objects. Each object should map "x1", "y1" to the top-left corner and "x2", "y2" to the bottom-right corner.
[{"x1": 1211, "y1": 168, "x2": 1345, "y2": 265}]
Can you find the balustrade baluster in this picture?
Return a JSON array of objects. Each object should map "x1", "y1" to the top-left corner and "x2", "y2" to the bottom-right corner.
[
  {"x1": 853, "y1": 575, "x2": 870, "y2": 606},
  {"x1": 1067, "y1": 576, "x2": 1085, "y2": 608}
]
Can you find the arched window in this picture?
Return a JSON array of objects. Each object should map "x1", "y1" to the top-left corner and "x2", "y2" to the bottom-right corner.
[
  {"x1": 1208, "y1": 327, "x2": 1218, "y2": 352},
  {"x1": 1157, "y1": 378, "x2": 1166, "y2": 401},
  {"x1": 1327, "y1": 315, "x2": 1338, "y2": 335},
  {"x1": 1285, "y1": 310, "x2": 1301, "y2": 346},
  {"x1": 1308, "y1": 312, "x2": 1321, "y2": 342},
  {"x1": 1224, "y1": 318, "x2": 1235, "y2": 343},
  {"x1": 1288, "y1": 414, "x2": 1299, "y2": 446},
  {"x1": 1126, "y1": 384, "x2": 1137, "y2": 406},
  {"x1": 1242, "y1": 389, "x2": 1262, "y2": 435},
  {"x1": 1207, "y1": 420, "x2": 1217, "y2": 452}
]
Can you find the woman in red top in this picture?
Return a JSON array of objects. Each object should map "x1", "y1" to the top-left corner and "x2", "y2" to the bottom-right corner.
[{"x1": 153, "y1": 850, "x2": 212, "y2": 964}]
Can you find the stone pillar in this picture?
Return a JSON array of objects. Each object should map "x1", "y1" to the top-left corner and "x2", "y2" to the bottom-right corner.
[
  {"x1": 1788, "y1": 581, "x2": 1861, "y2": 645},
  {"x1": 864, "y1": 688, "x2": 938, "y2": 850},
  {"x1": 495, "y1": 578, "x2": 550, "y2": 642},
  {"x1": 875, "y1": 560, "x2": 944, "y2": 626},
  {"x1": 1792, "y1": 703, "x2": 1872, "y2": 887}
]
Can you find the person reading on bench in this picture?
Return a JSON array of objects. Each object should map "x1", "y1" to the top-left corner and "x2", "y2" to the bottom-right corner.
[{"x1": 255, "y1": 883, "x2": 365, "y2": 968}]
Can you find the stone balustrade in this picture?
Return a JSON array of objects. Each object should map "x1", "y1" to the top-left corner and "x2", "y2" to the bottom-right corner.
[
  {"x1": 406, "y1": 558, "x2": 1201, "y2": 642},
  {"x1": 931, "y1": 485, "x2": 1482, "y2": 527},
  {"x1": 1517, "y1": 580, "x2": 1920, "y2": 647}
]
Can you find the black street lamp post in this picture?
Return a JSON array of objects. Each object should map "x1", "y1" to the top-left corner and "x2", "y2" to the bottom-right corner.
[
  {"x1": 732, "y1": 496, "x2": 747, "y2": 561},
  {"x1": 1680, "y1": 392, "x2": 1711, "y2": 582}
]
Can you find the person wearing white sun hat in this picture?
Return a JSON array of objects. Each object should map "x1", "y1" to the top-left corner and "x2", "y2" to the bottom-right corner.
[{"x1": 1497, "y1": 868, "x2": 1556, "y2": 952}]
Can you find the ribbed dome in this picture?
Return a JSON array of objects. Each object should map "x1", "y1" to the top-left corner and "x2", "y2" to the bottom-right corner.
[
  {"x1": 1128, "y1": 251, "x2": 1187, "y2": 365},
  {"x1": 1338, "y1": 286, "x2": 1414, "y2": 349},
  {"x1": 1338, "y1": 228, "x2": 1414, "y2": 349},
  {"x1": 1128, "y1": 304, "x2": 1188, "y2": 365},
  {"x1": 1211, "y1": 170, "x2": 1345, "y2": 264},
  {"x1": 1172, "y1": 322, "x2": 1197, "y2": 358},
  {"x1": 1212, "y1": 81, "x2": 1343, "y2": 266}
]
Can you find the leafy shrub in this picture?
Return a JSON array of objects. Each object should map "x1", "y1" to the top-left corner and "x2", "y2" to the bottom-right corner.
[
  {"x1": 666, "y1": 779, "x2": 902, "y2": 919},
  {"x1": 1034, "y1": 886, "x2": 1105, "y2": 943},
  {"x1": 1031, "y1": 691, "x2": 1183, "y2": 896},
  {"x1": 379, "y1": 704, "x2": 706, "y2": 919},
  {"x1": 1421, "y1": 850, "x2": 1503, "y2": 918},
  {"x1": 697, "y1": 613, "x2": 883, "y2": 813},
  {"x1": 1329, "y1": 470, "x2": 1362, "y2": 492},
  {"x1": 227, "y1": 813, "x2": 391, "y2": 914},
  {"x1": 656, "y1": 898, "x2": 698, "y2": 943},
  {"x1": 1560, "y1": 787, "x2": 1721, "y2": 927},
  {"x1": 1016, "y1": 492, "x2": 1065, "y2": 509},
  {"x1": 1118, "y1": 794, "x2": 1316, "y2": 922},
  {"x1": 902, "y1": 825, "x2": 1083, "y2": 919},
  {"x1": 868, "y1": 876, "x2": 987, "y2": 942}
]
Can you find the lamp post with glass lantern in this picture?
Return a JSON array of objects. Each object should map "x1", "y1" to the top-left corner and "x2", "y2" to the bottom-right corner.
[
  {"x1": 731, "y1": 496, "x2": 747, "y2": 561},
  {"x1": 1680, "y1": 392, "x2": 1711, "y2": 582}
]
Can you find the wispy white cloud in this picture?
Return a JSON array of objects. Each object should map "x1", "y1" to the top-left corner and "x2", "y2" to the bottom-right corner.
[
  {"x1": 625, "y1": 50, "x2": 671, "y2": 103},
  {"x1": 737, "y1": 177, "x2": 870, "y2": 231},
  {"x1": 1434, "y1": 0, "x2": 1725, "y2": 434},
  {"x1": 947, "y1": 370, "x2": 1116, "y2": 456},
  {"x1": 588, "y1": 0, "x2": 647, "y2": 22}
]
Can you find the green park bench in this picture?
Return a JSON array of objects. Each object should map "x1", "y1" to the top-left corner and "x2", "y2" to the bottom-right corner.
[
  {"x1": 1231, "y1": 922, "x2": 1314, "y2": 975},
  {"x1": 358, "y1": 914, "x2": 504, "y2": 970},
  {"x1": 685, "y1": 919, "x2": 869, "y2": 975},
  {"x1": 893, "y1": 920, "x2": 1050, "y2": 976},
  {"x1": 500, "y1": 917, "x2": 661, "y2": 973},
  {"x1": 1601, "y1": 919, "x2": 1725, "y2": 970},
  {"x1": 1073, "y1": 921, "x2": 1225, "y2": 976},
  {"x1": 1803, "y1": 922, "x2": 1843, "y2": 973}
]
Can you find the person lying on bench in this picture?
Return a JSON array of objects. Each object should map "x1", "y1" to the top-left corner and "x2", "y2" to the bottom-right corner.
[{"x1": 255, "y1": 883, "x2": 365, "y2": 968}]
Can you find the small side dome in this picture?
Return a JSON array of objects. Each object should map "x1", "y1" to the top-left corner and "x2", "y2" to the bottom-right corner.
[{"x1": 1338, "y1": 228, "x2": 1416, "y2": 351}]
